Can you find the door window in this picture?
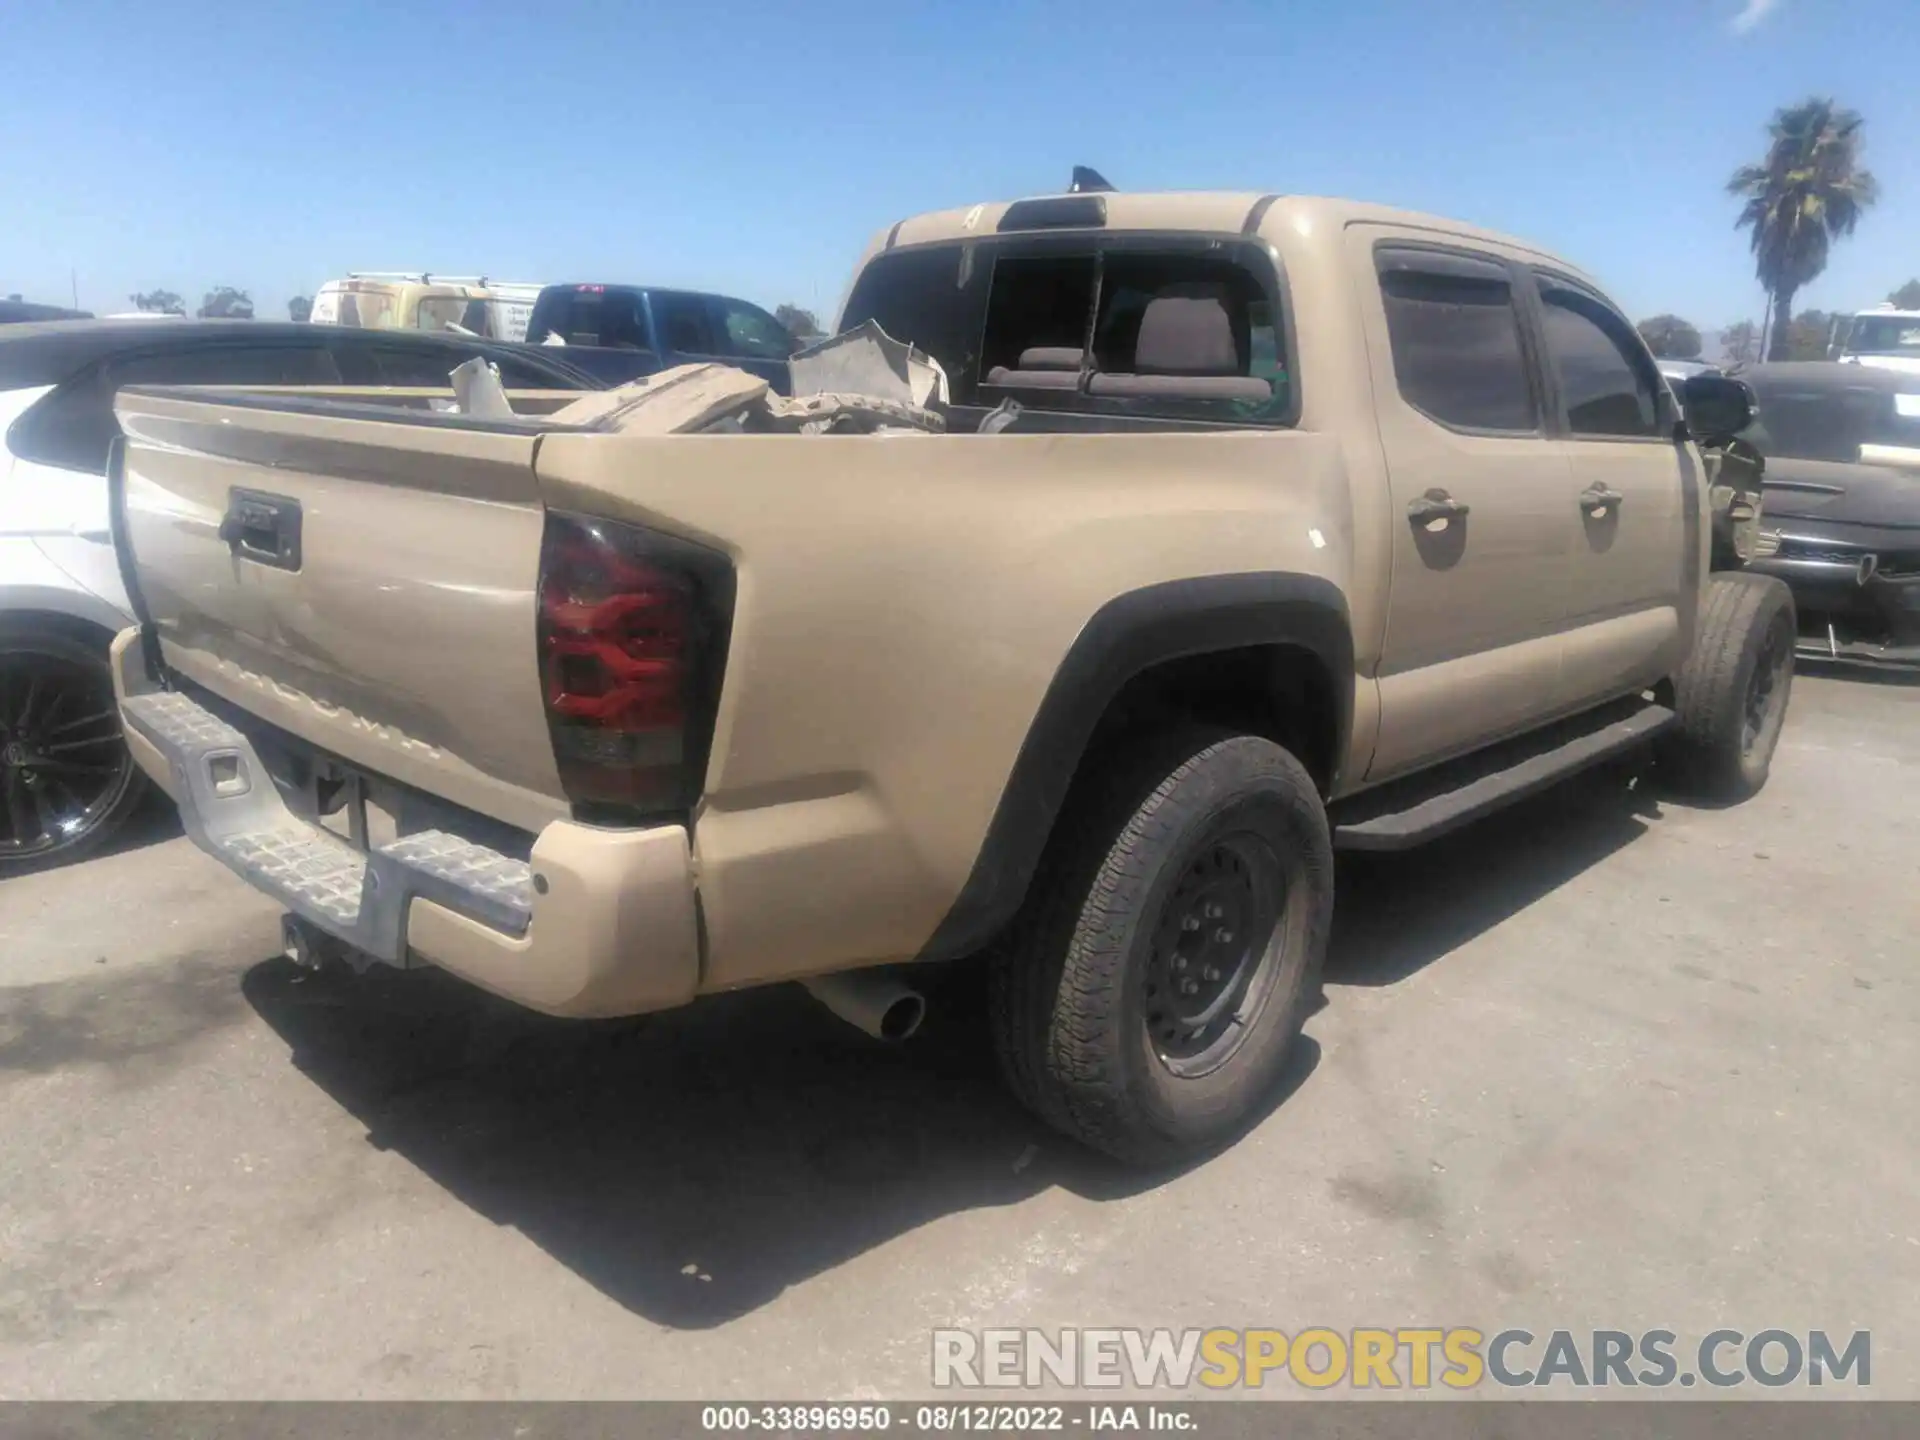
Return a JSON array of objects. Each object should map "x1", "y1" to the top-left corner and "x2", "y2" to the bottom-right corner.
[
  {"x1": 1375, "y1": 249, "x2": 1537, "y2": 433},
  {"x1": 1538, "y1": 283, "x2": 1663, "y2": 439},
  {"x1": 715, "y1": 299, "x2": 796, "y2": 360}
]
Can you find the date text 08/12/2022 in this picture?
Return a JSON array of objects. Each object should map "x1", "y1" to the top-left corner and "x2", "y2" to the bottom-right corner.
[{"x1": 700, "y1": 1405, "x2": 1189, "y2": 1432}]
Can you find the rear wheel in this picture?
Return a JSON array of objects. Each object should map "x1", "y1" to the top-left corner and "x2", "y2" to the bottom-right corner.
[
  {"x1": 0, "y1": 620, "x2": 148, "y2": 873},
  {"x1": 988, "y1": 728, "x2": 1333, "y2": 1165},
  {"x1": 1657, "y1": 572, "x2": 1796, "y2": 801}
]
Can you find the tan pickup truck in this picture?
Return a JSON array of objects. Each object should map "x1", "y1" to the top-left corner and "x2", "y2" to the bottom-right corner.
[{"x1": 105, "y1": 190, "x2": 1794, "y2": 1165}]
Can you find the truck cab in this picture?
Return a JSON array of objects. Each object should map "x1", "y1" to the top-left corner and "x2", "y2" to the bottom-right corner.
[
  {"x1": 1832, "y1": 306, "x2": 1920, "y2": 375},
  {"x1": 524, "y1": 283, "x2": 798, "y2": 392}
]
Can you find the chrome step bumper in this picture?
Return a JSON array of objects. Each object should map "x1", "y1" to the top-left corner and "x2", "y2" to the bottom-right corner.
[{"x1": 122, "y1": 689, "x2": 533, "y2": 965}]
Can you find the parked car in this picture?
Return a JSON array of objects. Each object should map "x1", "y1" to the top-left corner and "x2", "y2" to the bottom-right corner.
[
  {"x1": 0, "y1": 319, "x2": 600, "y2": 871},
  {"x1": 525, "y1": 283, "x2": 797, "y2": 390},
  {"x1": 102, "y1": 187, "x2": 1792, "y2": 1167},
  {"x1": 1, "y1": 299, "x2": 91, "y2": 324},
  {"x1": 1739, "y1": 361, "x2": 1920, "y2": 666}
]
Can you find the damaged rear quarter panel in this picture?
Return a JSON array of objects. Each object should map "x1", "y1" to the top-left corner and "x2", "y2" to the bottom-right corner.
[{"x1": 532, "y1": 426, "x2": 1354, "y2": 990}]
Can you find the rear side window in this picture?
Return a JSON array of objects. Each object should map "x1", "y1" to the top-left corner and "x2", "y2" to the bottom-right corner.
[
  {"x1": 1376, "y1": 249, "x2": 1537, "y2": 433},
  {"x1": 1537, "y1": 283, "x2": 1663, "y2": 439},
  {"x1": 10, "y1": 343, "x2": 344, "y2": 474},
  {"x1": 652, "y1": 293, "x2": 721, "y2": 355},
  {"x1": 341, "y1": 341, "x2": 579, "y2": 391},
  {"x1": 112, "y1": 346, "x2": 343, "y2": 388}
]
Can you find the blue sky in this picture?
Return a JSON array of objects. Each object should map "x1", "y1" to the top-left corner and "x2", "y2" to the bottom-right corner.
[{"x1": 3, "y1": 0, "x2": 1915, "y2": 345}]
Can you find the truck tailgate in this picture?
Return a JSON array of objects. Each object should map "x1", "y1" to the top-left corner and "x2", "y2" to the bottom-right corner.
[{"x1": 112, "y1": 388, "x2": 570, "y2": 833}]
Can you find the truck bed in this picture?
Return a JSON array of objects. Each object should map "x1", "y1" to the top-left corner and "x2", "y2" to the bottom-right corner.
[{"x1": 110, "y1": 373, "x2": 1351, "y2": 1000}]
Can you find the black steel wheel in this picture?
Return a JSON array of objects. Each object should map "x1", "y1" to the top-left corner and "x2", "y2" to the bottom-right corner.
[
  {"x1": 1657, "y1": 572, "x2": 1797, "y2": 802},
  {"x1": 1742, "y1": 605, "x2": 1794, "y2": 760},
  {"x1": 989, "y1": 726, "x2": 1333, "y2": 1166},
  {"x1": 1143, "y1": 832, "x2": 1287, "y2": 1077},
  {"x1": 0, "y1": 621, "x2": 147, "y2": 872}
]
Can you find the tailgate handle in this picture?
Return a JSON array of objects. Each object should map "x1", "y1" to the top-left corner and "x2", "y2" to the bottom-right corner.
[{"x1": 219, "y1": 490, "x2": 302, "y2": 571}]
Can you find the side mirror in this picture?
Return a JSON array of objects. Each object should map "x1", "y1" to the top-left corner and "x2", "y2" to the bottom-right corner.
[{"x1": 1681, "y1": 373, "x2": 1755, "y2": 443}]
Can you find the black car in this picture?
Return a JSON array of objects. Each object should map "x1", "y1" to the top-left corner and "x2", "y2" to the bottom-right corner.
[
  {"x1": 1, "y1": 319, "x2": 600, "y2": 872},
  {"x1": 0, "y1": 299, "x2": 93, "y2": 324},
  {"x1": 1738, "y1": 362, "x2": 1920, "y2": 666}
]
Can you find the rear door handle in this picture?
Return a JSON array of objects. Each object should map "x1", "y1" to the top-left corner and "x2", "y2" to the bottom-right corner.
[
  {"x1": 1579, "y1": 485, "x2": 1624, "y2": 516},
  {"x1": 1407, "y1": 490, "x2": 1470, "y2": 527}
]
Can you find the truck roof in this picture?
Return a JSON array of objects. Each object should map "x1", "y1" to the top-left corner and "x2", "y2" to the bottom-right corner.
[{"x1": 876, "y1": 190, "x2": 1568, "y2": 268}]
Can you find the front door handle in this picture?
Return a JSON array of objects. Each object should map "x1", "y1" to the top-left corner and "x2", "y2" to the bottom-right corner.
[
  {"x1": 1579, "y1": 485, "x2": 1625, "y2": 516},
  {"x1": 1407, "y1": 490, "x2": 1470, "y2": 527}
]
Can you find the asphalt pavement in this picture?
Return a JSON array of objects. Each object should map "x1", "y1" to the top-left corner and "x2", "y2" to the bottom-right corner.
[{"x1": 1, "y1": 671, "x2": 1915, "y2": 1399}]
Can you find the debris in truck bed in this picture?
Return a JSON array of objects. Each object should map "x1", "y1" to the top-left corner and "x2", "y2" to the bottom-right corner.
[
  {"x1": 790, "y1": 320, "x2": 950, "y2": 409},
  {"x1": 448, "y1": 356, "x2": 512, "y2": 418},
  {"x1": 546, "y1": 363, "x2": 771, "y2": 432},
  {"x1": 545, "y1": 361, "x2": 944, "y2": 436}
]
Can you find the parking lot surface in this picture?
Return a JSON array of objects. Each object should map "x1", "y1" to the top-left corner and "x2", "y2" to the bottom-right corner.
[{"x1": 1, "y1": 673, "x2": 1915, "y2": 1399}]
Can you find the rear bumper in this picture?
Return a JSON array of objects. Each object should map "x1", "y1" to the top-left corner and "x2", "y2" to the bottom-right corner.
[{"x1": 111, "y1": 629, "x2": 701, "y2": 1018}]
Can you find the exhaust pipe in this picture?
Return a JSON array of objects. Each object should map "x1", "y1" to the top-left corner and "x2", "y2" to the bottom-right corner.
[{"x1": 803, "y1": 971, "x2": 927, "y2": 1042}]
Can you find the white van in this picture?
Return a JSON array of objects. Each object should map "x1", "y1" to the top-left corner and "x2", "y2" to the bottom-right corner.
[{"x1": 309, "y1": 274, "x2": 543, "y2": 342}]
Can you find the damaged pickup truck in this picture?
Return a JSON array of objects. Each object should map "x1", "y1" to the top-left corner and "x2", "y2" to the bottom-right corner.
[{"x1": 107, "y1": 190, "x2": 1790, "y2": 1165}]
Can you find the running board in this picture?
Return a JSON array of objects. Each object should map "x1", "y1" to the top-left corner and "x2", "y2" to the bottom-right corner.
[{"x1": 1331, "y1": 697, "x2": 1675, "y2": 852}]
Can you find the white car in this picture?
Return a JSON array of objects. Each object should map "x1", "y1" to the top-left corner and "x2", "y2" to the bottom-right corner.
[{"x1": 0, "y1": 318, "x2": 597, "y2": 870}]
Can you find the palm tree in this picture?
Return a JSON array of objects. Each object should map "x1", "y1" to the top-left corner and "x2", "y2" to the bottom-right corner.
[{"x1": 1727, "y1": 98, "x2": 1879, "y2": 360}]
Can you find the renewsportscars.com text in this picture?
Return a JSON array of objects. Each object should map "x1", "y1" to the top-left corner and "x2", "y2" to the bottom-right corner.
[{"x1": 931, "y1": 1327, "x2": 1871, "y2": 1391}]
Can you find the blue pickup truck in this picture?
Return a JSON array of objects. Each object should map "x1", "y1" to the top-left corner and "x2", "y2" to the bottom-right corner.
[{"x1": 524, "y1": 283, "x2": 799, "y2": 392}]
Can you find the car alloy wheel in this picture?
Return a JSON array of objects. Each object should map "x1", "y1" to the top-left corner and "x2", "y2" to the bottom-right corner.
[{"x1": 0, "y1": 647, "x2": 139, "y2": 861}]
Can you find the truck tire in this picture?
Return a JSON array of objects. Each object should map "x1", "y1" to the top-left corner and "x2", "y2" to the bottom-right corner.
[
  {"x1": 1656, "y1": 572, "x2": 1796, "y2": 802},
  {"x1": 988, "y1": 728, "x2": 1333, "y2": 1166},
  {"x1": 0, "y1": 617, "x2": 149, "y2": 873}
]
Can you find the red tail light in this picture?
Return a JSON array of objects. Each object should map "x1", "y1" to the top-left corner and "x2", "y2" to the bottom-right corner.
[{"x1": 537, "y1": 512, "x2": 733, "y2": 819}]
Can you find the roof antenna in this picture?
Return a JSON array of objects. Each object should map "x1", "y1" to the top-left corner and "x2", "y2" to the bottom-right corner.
[{"x1": 1070, "y1": 166, "x2": 1114, "y2": 194}]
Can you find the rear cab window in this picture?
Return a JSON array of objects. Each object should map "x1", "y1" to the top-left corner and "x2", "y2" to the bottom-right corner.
[
  {"x1": 527, "y1": 287, "x2": 652, "y2": 349},
  {"x1": 840, "y1": 234, "x2": 1293, "y2": 426}
]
